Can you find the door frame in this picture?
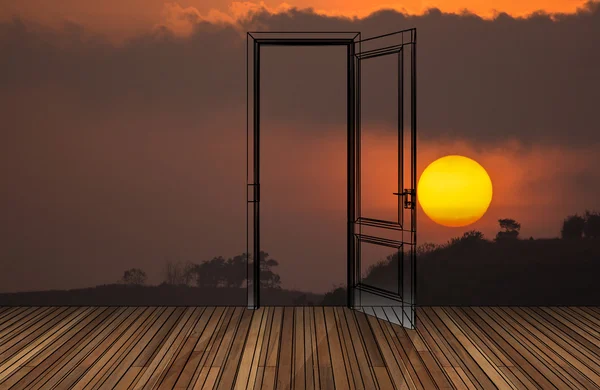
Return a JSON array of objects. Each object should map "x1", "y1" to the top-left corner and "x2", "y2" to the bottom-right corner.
[{"x1": 246, "y1": 30, "x2": 417, "y2": 326}]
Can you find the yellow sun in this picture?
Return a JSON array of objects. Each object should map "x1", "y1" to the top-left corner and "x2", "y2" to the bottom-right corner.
[{"x1": 417, "y1": 155, "x2": 493, "y2": 227}]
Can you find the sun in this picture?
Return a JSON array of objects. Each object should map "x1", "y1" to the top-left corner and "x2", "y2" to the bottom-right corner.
[{"x1": 417, "y1": 155, "x2": 493, "y2": 227}]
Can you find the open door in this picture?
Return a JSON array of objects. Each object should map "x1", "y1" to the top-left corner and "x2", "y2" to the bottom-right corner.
[{"x1": 349, "y1": 29, "x2": 417, "y2": 329}]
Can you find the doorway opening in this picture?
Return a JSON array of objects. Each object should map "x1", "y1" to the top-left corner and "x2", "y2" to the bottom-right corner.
[{"x1": 259, "y1": 45, "x2": 348, "y2": 306}]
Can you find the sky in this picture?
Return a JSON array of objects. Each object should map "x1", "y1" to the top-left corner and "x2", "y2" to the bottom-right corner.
[{"x1": 1, "y1": 1, "x2": 599, "y2": 294}]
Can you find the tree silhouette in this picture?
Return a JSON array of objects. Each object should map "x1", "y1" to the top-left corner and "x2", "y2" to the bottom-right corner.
[
  {"x1": 194, "y1": 256, "x2": 226, "y2": 287},
  {"x1": 561, "y1": 214, "x2": 585, "y2": 239},
  {"x1": 584, "y1": 210, "x2": 600, "y2": 239},
  {"x1": 496, "y1": 218, "x2": 520, "y2": 240},
  {"x1": 223, "y1": 254, "x2": 247, "y2": 288},
  {"x1": 259, "y1": 251, "x2": 282, "y2": 289},
  {"x1": 164, "y1": 261, "x2": 195, "y2": 285},
  {"x1": 191, "y1": 251, "x2": 282, "y2": 289},
  {"x1": 122, "y1": 268, "x2": 147, "y2": 285}
]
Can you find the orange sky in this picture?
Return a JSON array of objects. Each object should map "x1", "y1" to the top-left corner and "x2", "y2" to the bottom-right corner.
[{"x1": 0, "y1": 0, "x2": 593, "y2": 40}]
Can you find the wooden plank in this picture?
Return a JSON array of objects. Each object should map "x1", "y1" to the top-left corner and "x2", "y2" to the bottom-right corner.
[
  {"x1": 0, "y1": 308, "x2": 32, "y2": 333},
  {"x1": 94, "y1": 307, "x2": 168, "y2": 389},
  {"x1": 266, "y1": 307, "x2": 283, "y2": 368},
  {"x1": 454, "y1": 366, "x2": 477, "y2": 390},
  {"x1": 0, "y1": 306, "x2": 89, "y2": 381},
  {"x1": 249, "y1": 307, "x2": 273, "y2": 390},
  {"x1": 540, "y1": 307, "x2": 600, "y2": 346},
  {"x1": 375, "y1": 311, "x2": 420, "y2": 389},
  {"x1": 308, "y1": 307, "x2": 320, "y2": 390},
  {"x1": 9, "y1": 307, "x2": 115, "y2": 390},
  {"x1": 215, "y1": 308, "x2": 254, "y2": 390},
  {"x1": 577, "y1": 306, "x2": 600, "y2": 323},
  {"x1": 373, "y1": 366, "x2": 395, "y2": 390},
  {"x1": 416, "y1": 308, "x2": 459, "y2": 369},
  {"x1": 498, "y1": 366, "x2": 527, "y2": 389},
  {"x1": 382, "y1": 307, "x2": 438, "y2": 390},
  {"x1": 421, "y1": 307, "x2": 488, "y2": 390},
  {"x1": 0, "y1": 307, "x2": 17, "y2": 321},
  {"x1": 133, "y1": 307, "x2": 200, "y2": 389},
  {"x1": 365, "y1": 307, "x2": 409, "y2": 390},
  {"x1": 261, "y1": 367, "x2": 276, "y2": 390},
  {"x1": 492, "y1": 308, "x2": 586, "y2": 388},
  {"x1": 58, "y1": 307, "x2": 148, "y2": 390},
  {"x1": 334, "y1": 307, "x2": 364, "y2": 390},
  {"x1": 460, "y1": 307, "x2": 551, "y2": 389},
  {"x1": 542, "y1": 307, "x2": 600, "y2": 348},
  {"x1": 275, "y1": 307, "x2": 294, "y2": 390},
  {"x1": 566, "y1": 307, "x2": 600, "y2": 330},
  {"x1": 0, "y1": 307, "x2": 47, "y2": 341},
  {"x1": 192, "y1": 307, "x2": 239, "y2": 389},
  {"x1": 84, "y1": 307, "x2": 160, "y2": 389},
  {"x1": 234, "y1": 307, "x2": 265, "y2": 390},
  {"x1": 340, "y1": 308, "x2": 377, "y2": 390},
  {"x1": 187, "y1": 307, "x2": 232, "y2": 389},
  {"x1": 201, "y1": 367, "x2": 219, "y2": 390},
  {"x1": 492, "y1": 307, "x2": 596, "y2": 389},
  {"x1": 29, "y1": 307, "x2": 133, "y2": 390},
  {"x1": 333, "y1": 309, "x2": 356, "y2": 390},
  {"x1": 434, "y1": 307, "x2": 515, "y2": 389},
  {"x1": 509, "y1": 308, "x2": 600, "y2": 387},
  {"x1": 0, "y1": 307, "x2": 70, "y2": 361},
  {"x1": 353, "y1": 310, "x2": 385, "y2": 367},
  {"x1": 448, "y1": 307, "x2": 514, "y2": 367},
  {"x1": 212, "y1": 308, "x2": 244, "y2": 369},
  {"x1": 554, "y1": 307, "x2": 600, "y2": 341},
  {"x1": 323, "y1": 307, "x2": 350, "y2": 390},
  {"x1": 157, "y1": 307, "x2": 212, "y2": 389},
  {"x1": 25, "y1": 307, "x2": 107, "y2": 367},
  {"x1": 293, "y1": 307, "x2": 306, "y2": 390},
  {"x1": 442, "y1": 367, "x2": 469, "y2": 390},
  {"x1": 314, "y1": 307, "x2": 334, "y2": 390},
  {"x1": 419, "y1": 350, "x2": 454, "y2": 389},
  {"x1": 133, "y1": 307, "x2": 185, "y2": 368},
  {"x1": 507, "y1": 366, "x2": 540, "y2": 390},
  {"x1": 386, "y1": 314, "x2": 440, "y2": 390},
  {"x1": 467, "y1": 307, "x2": 568, "y2": 389},
  {"x1": 195, "y1": 307, "x2": 226, "y2": 353},
  {"x1": 0, "y1": 366, "x2": 34, "y2": 390},
  {"x1": 146, "y1": 307, "x2": 204, "y2": 389},
  {"x1": 115, "y1": 367, "x2": 145, "y2": 390}
]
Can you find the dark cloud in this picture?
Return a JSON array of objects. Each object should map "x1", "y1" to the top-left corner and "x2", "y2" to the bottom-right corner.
[{"x1": 2, "y1": 3, "x2": 599, "y2": 142}]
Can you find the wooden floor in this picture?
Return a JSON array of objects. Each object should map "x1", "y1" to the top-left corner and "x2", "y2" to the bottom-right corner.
[{"x1": 0, "y1": 307, "x2": 599, "y2": 389}]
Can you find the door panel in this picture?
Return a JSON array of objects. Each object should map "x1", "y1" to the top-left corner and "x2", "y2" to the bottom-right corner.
[{"x1": 351, "y1": 29, "x2": 416, "y2": 329}]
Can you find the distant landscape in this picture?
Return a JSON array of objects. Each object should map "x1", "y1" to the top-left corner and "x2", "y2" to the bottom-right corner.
[{"x1": 1, "y1": 211, "x2": 599, "y2": 306}]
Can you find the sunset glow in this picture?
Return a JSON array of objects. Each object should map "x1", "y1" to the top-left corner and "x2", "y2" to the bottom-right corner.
[{"x1": 418, "y1": 155, "x2": 493, "y2": 227}]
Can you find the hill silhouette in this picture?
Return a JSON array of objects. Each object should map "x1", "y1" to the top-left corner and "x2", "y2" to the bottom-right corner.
[
  {"x1": 1, "y1": 213, "x2": 598, "y2": 306},
  {"x1": 365, "y1": 213, "x2": 600, "y2": 305}
]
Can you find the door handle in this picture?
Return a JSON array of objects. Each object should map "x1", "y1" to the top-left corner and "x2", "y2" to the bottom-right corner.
[{"x1": 393, "y1": 189, "x2": 415, "y2": 209}]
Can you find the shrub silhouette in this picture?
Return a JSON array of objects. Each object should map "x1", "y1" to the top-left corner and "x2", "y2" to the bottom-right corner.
[
  {"x1": 584, "y1": 210, "x2": 600, "y2": 238},
  {"x1": 121, "y1": 268, "x2": 147, "y2": 285},
  {"x1": 561, "y1": 214, "x2": 585, "y2": 239}
]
